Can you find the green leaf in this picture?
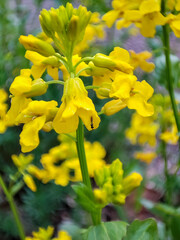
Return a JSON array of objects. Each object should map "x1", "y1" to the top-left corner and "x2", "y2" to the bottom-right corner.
[
  {"x1": 170, "y1": 216, "x2": 180, "y2": 240},
  {"x1": 124, "y1": 218, "x2": 158, "y2": 240},
  {"x1": 82, "y1": 221, "x2": 127, "y2": 240}
]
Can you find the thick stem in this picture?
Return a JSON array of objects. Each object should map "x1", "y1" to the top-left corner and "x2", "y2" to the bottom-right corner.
[
  {"x1": 76, "y1": 119, "x2": 92, "y2": 189},
  {"x1": 0, "y1": 176, "x2": 25, "y2": 240},
  {"x1": 161, "y1": 1, "x2": 180, "y2": 147},
  {"x1": 76, "y1": 119, "x2": 101, "y2": 225}
]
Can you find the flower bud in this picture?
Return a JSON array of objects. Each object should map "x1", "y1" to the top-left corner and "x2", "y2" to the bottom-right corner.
[
  {"x1": 112, "y1": 193, "x2": 126, "y2": 205},
  {"x1": 67, "y1": 15, "x2": 79, "y2": 42},
  {"x1": 96, "y1": 82, "x2": 111, "y2": 98},
  {"x1": 93, "y1": 53, "x2": 116, "y2": 70},
  {"x1": 94, "y1": 189, "x2": 107, "y2": 205},
  {"x1": 122, "y1": 172, "x2": 143, "y2": 195},
  {"x1": 24, "y1": 79, "x2": 48, "y2": 97},
  {"x1": 23, "y1": 174, "x2": 37, "y2": 192},
  {"x1": 19, "y1": 35, "x2": 55, "y2": 57},
  {"x1": 42, "y1": 56, "x2": 60, "y2": 67},
  {"x1": 102, "y1": 99, "x2": 127, "y2": 116}
]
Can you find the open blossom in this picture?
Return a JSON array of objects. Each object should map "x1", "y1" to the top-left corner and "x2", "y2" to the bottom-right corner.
[
  {"x1": 16, "y1": 100, "x2": 58, "y2": 152},
  {"x1": 53, "y1": 77, "x2": 100, "y2": 134},
  {"x1": 103, "y1": 0, "x2": 167, "y2": 38},
  {"x1": 129, "y1": 50, "x2": 155, "y2": 72},
  {"x1": 102, "y1": 73, "x2": 154, "y2": 117}
]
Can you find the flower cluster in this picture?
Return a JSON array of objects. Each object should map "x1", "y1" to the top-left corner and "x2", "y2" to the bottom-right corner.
[
  {"x1": 93, "y1": 159, "x2": 142, "y2": 205},
  {"x1": 103, "y1": 0, "x2": 180, "y2": 38},
  {"x1": 5, "y1": 3, "x2": 154, "y2": 153},
  {"x1": 28, "y1": 134, "x2": 106, "y2": 187},
  {"x1": 25, "y1": 226, "x2": 71, "y2": 240},
  {"x1": 126, "y1": 94, "x2": 179, "y2": 164}
]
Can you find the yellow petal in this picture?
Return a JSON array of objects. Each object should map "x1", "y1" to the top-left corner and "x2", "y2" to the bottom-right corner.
[{"x1": 20, "y1": 115, "x2": 46, "y2": 152}]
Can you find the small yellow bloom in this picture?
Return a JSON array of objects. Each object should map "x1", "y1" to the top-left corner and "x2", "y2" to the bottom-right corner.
[
  {"x1": 125, "y1": 112, "x2": 159, "y2": 146},
  {"x1": 25, "y1": 226, "x2": 54, "y2": 240},
  {"x1": 92, "y1": 47, "x2": 133, "y2": 74},
  {"x1": 25, "y1": 50, "x2": 60, "y2": 79},
  {"x1": 166, "y1": 13, "x2": 180, "y2": 38},
  {"x1": 53, "y1": 77, "x2": 100, "y2": 134},
  {"x1": 130, "y1": 50, "x2": 155, "y2": 72},
  {"x1": 53, "y1": 230, "x2": 72, "y2": 240},
  {"x1": 134, "y1": 151, "x2": 157, "y2": 164},
  {"x1": 160, "y1": 125, "x2": 179, "y2": 145},
  {"x1": 16, "y1": 100, "x2": 58, "y2": 152},
  {"x1": 10, "y1": 69, "x2": 48, "y2": 97}
]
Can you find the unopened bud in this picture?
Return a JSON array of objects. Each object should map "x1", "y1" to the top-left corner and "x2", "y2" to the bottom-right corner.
[
  {"x1": 67, "y1": 15, "x2": 79, "y2": 42},
  {"x1": 24, "y1": 79, "x2": 48, "y2": 97},
  {"x1": 122, "y1": 172, "x2": 143, "y2": 195},
  {"x1": 94, "y1": 189, "x2": 107, "y2": 205},
  {"x1": 19, "y1": 35, "x2": 55, "y2": 56},
  {"x1": 93, "y1": 53, "x2": 116, "y2": 70},
  {"x1": 97, "y1": 82, "x2": 111, "y2": 98},
  {"x1": 23, "y1": 174, "x2": 37, "y2": 192},
  {"x1": 102, "y1": 99, "x2": 127, "y2": 116}
]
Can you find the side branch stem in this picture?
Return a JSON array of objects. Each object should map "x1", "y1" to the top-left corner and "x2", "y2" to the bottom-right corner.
[
  {"x1": 0, "y1": 175, "x2": 25, "y2": 240},
  {"x1": 76, "y1": 119, "x2": 101, "y2": 225}
]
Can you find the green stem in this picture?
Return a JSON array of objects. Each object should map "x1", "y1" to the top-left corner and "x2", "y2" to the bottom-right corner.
[
  {"x1": 76, "y1": 67, "x2": 91, "y2": 77},
  {"x1": 161, "y1": 141, "x2": 171, "y2": 204},
  {"x1": 0, "y1": 175, "x2": 25, "y2": 240},
  {"x1": 85, "y1": 85, "x2": 100, "y2": 90},
  {"x1": 161, "y1": 1, "x2": 180, "y2": 147},
  {"x1": 76, "y1": 119, "x2": 101, "y2": 225},
  {"x1": 76, "y1": 119, "x2": 91, "y2": 188},
  {"x1": 74, "y1": 57, "x2": 94, "y2": 69},
  {"x1": 47, "y1": 80, "x2": 64, "y2": 85}
]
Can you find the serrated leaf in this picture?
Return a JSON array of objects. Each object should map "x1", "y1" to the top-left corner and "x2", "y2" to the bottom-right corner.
[
  {"x1": 82, "y1": 221, "x2": 127, "y2": 240},
  {"x1": 124, "y1": 218, "x2": 158, "y2": 240}
]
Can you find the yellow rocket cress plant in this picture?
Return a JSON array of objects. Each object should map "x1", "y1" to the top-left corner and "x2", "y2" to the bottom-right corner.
[{"x1": 0, "y1": 2, "x2": 160, "y2": 239}]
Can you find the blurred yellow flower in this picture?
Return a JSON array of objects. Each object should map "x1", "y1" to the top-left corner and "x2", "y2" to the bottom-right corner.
[
  {"x1": 130, "y1": 50, "x2": 155, "y2": 72},
  {"x1": 134, "y1": 151, "x2": 157, "y2": 164}
]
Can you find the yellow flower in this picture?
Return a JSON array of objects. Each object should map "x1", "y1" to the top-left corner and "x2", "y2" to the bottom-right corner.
[
  {"x1": 23, "y1": 174, "x2": 37, "y2": 192},
  {"x1": 130, "y1": 50, "x2": 155, "y2": 72},
  {"x1": 25, "y1": 50, "x2": 60, "y2": 79},
  {"x1": 103, "y1": 73, "x2": 154, "y2": 117},
  {"x1": 137, "y1": 0, "x2": 166, "y2": 37},
  {"x1": 102, "y1": 0, "x2": 143, "y2": 28},
  {"x1": 25, "y1": 226, "x2": 54, "y2": 240},
  {"x1": 92, "y1": 47, "x2": 133, "y2": 74},
  {"x1": 29, "y1": 135, "x2": 106, "y2": 186},
  {"x1": 160, "y1": 125, "x2": 179, "y2": 144},
  {"x1": 53, "y1": 230, "x2": 72, "y2": 240},
  {"x1": 53, "y1": 77, "x2": 100, "y2": 134},
  {"x1": 0, "y1": 89, "x2": 8, "y2": 133},
  {"x1": 125, "y1": 112, "x2": 159, "y2": 146},
  {"x1": 166, "y1": 13, "x2": 180, "y2": 38},
  {"x1": 9, "y1": 69, "x2": 48, "y2": 97},
  {"x1": 134, "y1": 151, "x2": 157, "y2": 164},
  {"x1": 16, "y1": 100, "x2": 58, "y2": 152}
]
